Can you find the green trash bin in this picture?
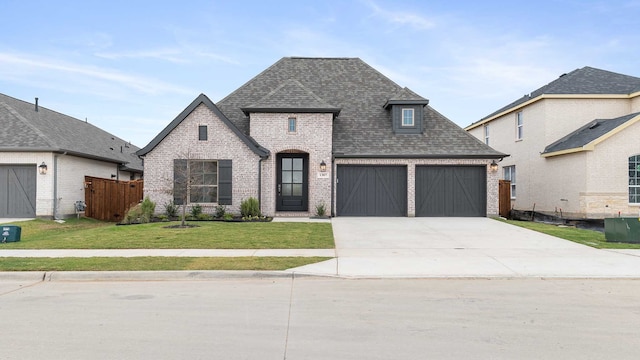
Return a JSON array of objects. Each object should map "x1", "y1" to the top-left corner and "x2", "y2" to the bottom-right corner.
[
  {"x1": 604, "y1": 218, "x2": 640, "y2": 243},
  {"x1": 1, "y1": 225, "x2": 21, "y2": 243}
]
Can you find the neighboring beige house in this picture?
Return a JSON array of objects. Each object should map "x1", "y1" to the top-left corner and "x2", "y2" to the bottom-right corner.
[
  {"x1": 466, "y1": 67, "x2": 640, "y2": 219},
  {"x1": 0, "y1": 94, "x2": 143, "y2": 219},
  {"x1": 138, "y1": 57, "x2": 505, "y2": 218}
]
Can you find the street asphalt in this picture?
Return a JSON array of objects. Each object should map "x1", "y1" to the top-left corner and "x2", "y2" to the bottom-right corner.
[{"x1": 2, "y1": 217, "x2": 640, "y2": 280}]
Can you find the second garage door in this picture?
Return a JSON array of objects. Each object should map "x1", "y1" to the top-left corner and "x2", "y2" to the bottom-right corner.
[
  {"x1": 337, "y1": 165, "x2": 407, "y2": 216},
  {"x1": 415, "y1": 166, "x2": 486, "y2": 217}
]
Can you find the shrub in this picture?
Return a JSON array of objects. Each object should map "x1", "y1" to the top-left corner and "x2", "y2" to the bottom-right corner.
[
  {"x1": 164, "y1": 201, "x2": 178, "y2": 218},
  {"x1": 240, "y1": 197, "x2": 261, "y2": 218},
  {"x1": 315, "y1": 202, "x2": 327, "y2": 217},
  {"x1": 190, "y1": 203, "x2": 203, "y2": 217},
  {"x1": 157, "y1": 214, "x2": 169, "y2": 222},
  {"x1": 123, "y1": 204, "x2": 143, "y2": 224},
  {"x1": 196, "y1": 213, "x2": 212, "y2": 221},
  {"x1": 223, "y1": 213, "x2": 234, "y2": 221},
  {"x1": 140, "y1": 196, "x2": 156, "y2": 222},
  {"x1": 215, "y1": 205, "x2": 227, "y2": 219}
]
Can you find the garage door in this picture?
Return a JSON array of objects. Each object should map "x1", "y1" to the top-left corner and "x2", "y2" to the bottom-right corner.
[
  {"x1": 337, "y1": 165, "x2": 407, "y2": 216},
  {"x1": 0, "y1": 165, "x2": 37, "y2": 218},
  {"x1": 416, "y1": 166, "x2": 486, "y2": 217}
]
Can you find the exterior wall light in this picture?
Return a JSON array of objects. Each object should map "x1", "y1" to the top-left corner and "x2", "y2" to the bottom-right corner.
[
  {"x1": 38, "y1": 162, "x2": 47, "y2": 175},
  {"x1": 490, "y1": 160, "x2": 499, "y2": 172},
  {"x1": 320, "y1": 160, "x2": 327, "y2": 172}
]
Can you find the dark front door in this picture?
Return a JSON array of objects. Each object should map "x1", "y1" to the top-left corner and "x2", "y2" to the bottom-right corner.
[{"x1": 276, "y1": 154, "x2": 308, "y2": 211}]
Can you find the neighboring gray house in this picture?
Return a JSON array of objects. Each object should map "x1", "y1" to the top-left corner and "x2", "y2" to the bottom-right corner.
[
  {"x1": 138, "y1": 57, "x2": 505, "y2": 217},
  {"x1": 0, "y1": 93, "x2": 143, "y2": 219},
  {"x1": 466, "y1": 67, "x2": 640, "y2": 218}
]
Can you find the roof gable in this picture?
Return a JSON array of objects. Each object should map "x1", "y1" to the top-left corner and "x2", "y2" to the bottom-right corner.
[
  {"x1": 216, "y1": 57, "x2": 505, "y2": 159},
  {"x1": 137, "y1": 93, "x2": 269, "y2": 158},
  {"x1": 542, "y1": 112, "x2": 640, "y2": 157},
  {"x1": 0, "y1": 93, "x2": 142, "y2": 171},
  {"x1": 241, "y1": 79, "x2": 340, "y2": 115}
]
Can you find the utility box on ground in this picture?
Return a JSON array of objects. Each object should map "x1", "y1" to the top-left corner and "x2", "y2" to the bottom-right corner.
[
  {"x1": 604, "y1": 218, "x2": 640, "y2": 243},
  {"x1": 1, "y1": 225, "x2": 21, "y2": 243}
]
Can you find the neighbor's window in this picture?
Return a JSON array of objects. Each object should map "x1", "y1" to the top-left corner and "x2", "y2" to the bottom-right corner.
[
  {"x1": 288, "y1": 117, "x2": 297, "y2": 133},
  {"x1": 503, "y1": 165, "x2": 516, "y2": 199},
  {"x1": 402, "y1": 108, "x2": 414, "y2": 127},
  {"x1": 198, "y1": 125, "x2": 208, "y2": 141},
  {"x1": 174, "y1": 160, "x2": 218, "y2": 204},
  {"x1": 516, "y1": 111, "x2": 523, "y2": 140},
  {"x1": 484, "y1": 124, "x2": 490, "y2": 145},
  {"x1": 629, "y1": 155, "x2": 640, "y2": 204}
]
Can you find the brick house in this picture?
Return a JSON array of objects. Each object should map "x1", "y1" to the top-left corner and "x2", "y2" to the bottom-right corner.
[
  {"x1": 466, "y1": 67, "x2": 640, "y2": 219},
  {"x1": 0, "y1": 93, "x2": 143, "y2": 219},
  {"x1": 137, "y1": 57, "x2": 505, "y2": 217}
]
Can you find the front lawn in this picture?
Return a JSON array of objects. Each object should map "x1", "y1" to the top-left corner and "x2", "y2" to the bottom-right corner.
[
  {"x1": 498, "y1": 219, "x2": 640, "y2": 249},
  {"x1": 1, "y1": 218, "x2": 334, "y2": 249}
]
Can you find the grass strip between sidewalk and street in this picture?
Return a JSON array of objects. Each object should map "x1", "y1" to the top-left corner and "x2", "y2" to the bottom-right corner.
[
  {"x1": 2, "y1": 218, "x2": 334, "y2": 249},
  {"x1": 497, "y1": 219, "x2": 640, "y2": 249},
  {"x1": 0, "y1": 257, "x2": 332, "y2": 271}
]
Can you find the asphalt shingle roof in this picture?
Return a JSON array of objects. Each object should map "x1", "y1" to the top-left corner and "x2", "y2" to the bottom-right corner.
[
  {"x1": 542, "y1": 112, "x2": 640, "y2": 154},
  {"x1": 0, "y1": 93, "x2": 142, "y2": 171},
  {"x1": 477, "y1": 66, "x2": 640, "y2": 123},
  {"x1": 217, "y1": 57, "x2": 504, "y2": 158}
]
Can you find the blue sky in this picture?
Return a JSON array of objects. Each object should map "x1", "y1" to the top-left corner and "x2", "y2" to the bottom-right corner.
[{"x1": 1, "y1": 0, "x2": 639, "y2": 147}]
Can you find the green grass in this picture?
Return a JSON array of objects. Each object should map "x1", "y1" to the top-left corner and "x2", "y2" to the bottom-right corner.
[
  {"x1": 0, "y1": 256, "x2": 332, "y2": 271},
  {"x1": 498, "y1": 219, "x2": 640, "y2": 249},
  {"x1": 1, "y1": 218, "x2": 334, "y2": 249}
]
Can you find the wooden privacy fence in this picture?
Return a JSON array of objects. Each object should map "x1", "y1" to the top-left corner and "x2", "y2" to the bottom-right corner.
[
  {"x1": 84, "y1": 176, "x2": 143, "y2": 222},
  {"x1": 499, "y1": 180, "x2": 511, "y2": 218}
]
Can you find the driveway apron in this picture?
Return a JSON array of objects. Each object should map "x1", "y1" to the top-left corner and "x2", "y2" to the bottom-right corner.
[{"x1": 288, "y1": 217, "x2": 640, "y2": 278}]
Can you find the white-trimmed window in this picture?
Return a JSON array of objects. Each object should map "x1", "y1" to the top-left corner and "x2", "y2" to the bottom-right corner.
[
  {"x1": 629, "y1": 155, "x2": 640, "y2": 204},
  {"x1": 288, "y1": 117, "x2": 297, "y2": 133},
  {"x1": 402, "y1": 108, "x2": 414, "y2": 127},
  {"x1": 484, "y1": 124, "x2": 490, "y2": 145},
  {"x1": 516, "y1": 111, "x2": 523, "y2": 140},
  {"x1": 503, "y1": 165, "x2": 516, "y2": 199}
]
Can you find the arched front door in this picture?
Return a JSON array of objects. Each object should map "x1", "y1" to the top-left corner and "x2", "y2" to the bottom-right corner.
[{"x1": 276, "y1": 153, "x2": 308, "y2": 211}]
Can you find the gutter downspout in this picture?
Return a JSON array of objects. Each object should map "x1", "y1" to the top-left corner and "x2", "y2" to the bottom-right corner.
[
  {"x1": 258, "y1": 157, "x2": 266, "y2": 213},
  {"x1": 53, "y1": 154, "x2": 59, "y2": 219}
]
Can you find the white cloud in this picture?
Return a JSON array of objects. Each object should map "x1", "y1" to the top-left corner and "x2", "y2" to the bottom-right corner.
[
  {"x1": 0, "y1": 52, "x2": 193, "y2": 96},
  {"x1": 95, "y1": 48, "x2": 189, "y2": 63},
  {"x1": 364, "y1": 0, "x2": 436, "y2": 30}
]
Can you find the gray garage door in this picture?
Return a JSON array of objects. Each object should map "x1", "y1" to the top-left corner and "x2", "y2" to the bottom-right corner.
[
  {"x1": 337, "y1": 165, "x2": 407, "y2": 216},
  {"x1": 0, "y1": 165, "x2": 37, "y2": 218},
  {"x1": 416, "y1": 166, "x2": 486, "y2": 217}
]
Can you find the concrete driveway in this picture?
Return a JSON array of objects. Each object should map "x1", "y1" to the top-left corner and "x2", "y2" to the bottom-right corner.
[{"x1": 288, "y1": 217, "x2": 640, "y2": 278}]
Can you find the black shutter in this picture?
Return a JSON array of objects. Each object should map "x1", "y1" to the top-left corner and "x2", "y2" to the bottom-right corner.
[
  {"x1": 173, "y1": 159, "x2": 187, "y2": 205},
  {"x1": 218, "y1": 160, "x2": 232, "y2": 205}
]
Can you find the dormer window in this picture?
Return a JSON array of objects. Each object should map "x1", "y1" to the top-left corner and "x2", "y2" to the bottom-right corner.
[{"x1": 402, "y1": 109, "x2": 414, "y2": 127}]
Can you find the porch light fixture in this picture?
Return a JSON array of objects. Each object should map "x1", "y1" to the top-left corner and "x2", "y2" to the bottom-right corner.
[
  {"x1": 490, "y1": 160, "x2": 499, "y2": 172},
  {"x1": 320, "y1": 160, "x2": 327, "y2": 172},
  {"x1": 38, "y1": 162, "x2": 47, "y2": 175}
]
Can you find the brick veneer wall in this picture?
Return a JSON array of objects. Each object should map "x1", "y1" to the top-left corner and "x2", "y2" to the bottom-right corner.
[
  {"x1": 250, "y1": 113, "x2": 333, "y2": 216},
  {"x1": 142, "y1": 104, "x2": 260, "y2": 215},
  {"x1": 334, "y1": 158, "x2": 499, "y2": 217}
]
